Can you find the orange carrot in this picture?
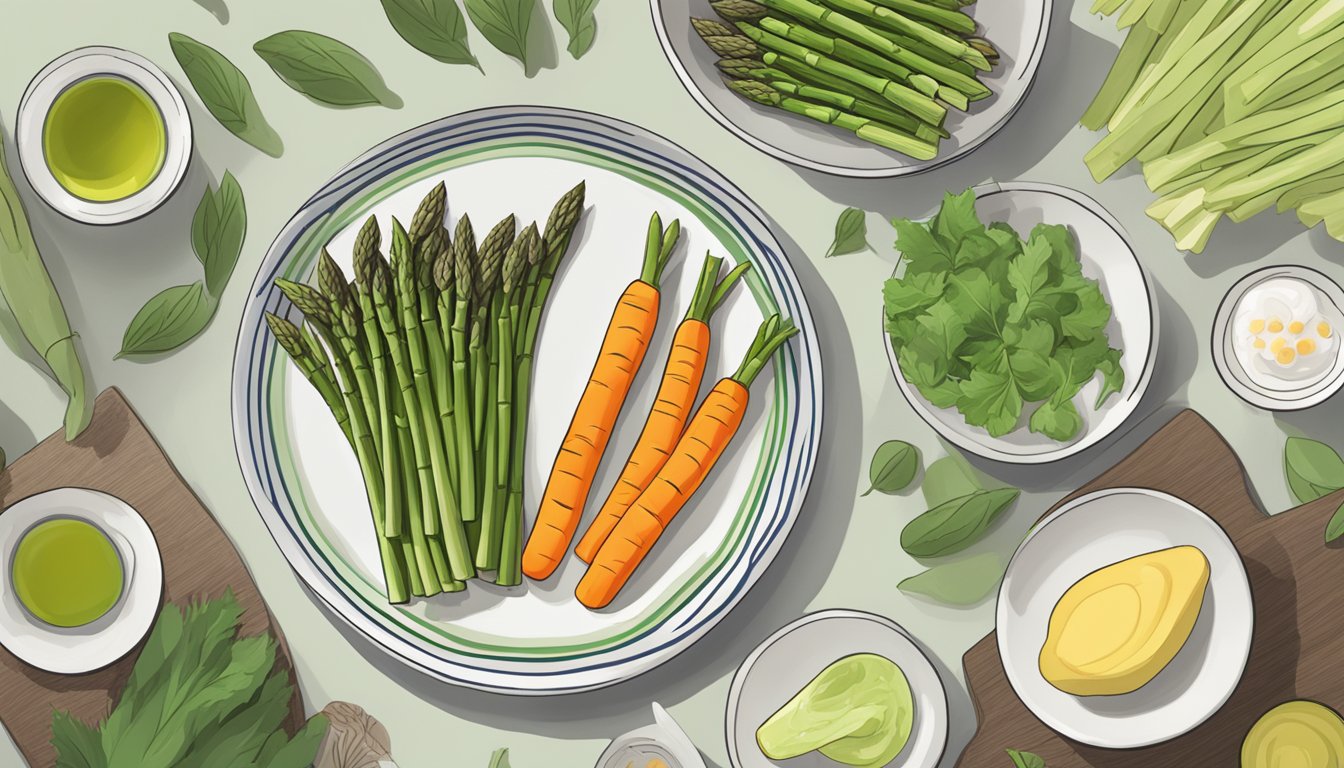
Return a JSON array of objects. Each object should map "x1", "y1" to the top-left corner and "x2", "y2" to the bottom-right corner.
[
  {"x1": 522, "y1": 213, "x2": 682, "y2": 580},
  {"x1": 574, "y1": 253, "x2": 751, "y2": 563},
  {"x1": 576, "y1": 315, "x2": 799, "y2": 609}
]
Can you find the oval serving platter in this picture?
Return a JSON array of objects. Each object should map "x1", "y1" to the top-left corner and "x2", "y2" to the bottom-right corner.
[
  {"x1": 232, "y1": 106, "x2": 822, "y2": 695},
  {"x1": 651, "y1": 0, "x2": 1051, "y2": 178},
  {"x1": 883, "y1": 181, "x2": 1158, "y2": 464}
]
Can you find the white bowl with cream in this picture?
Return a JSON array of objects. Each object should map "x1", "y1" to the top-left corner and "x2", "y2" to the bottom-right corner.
[
  {"x1": 1214, "y1": 266, "x2": 1344, "y2": 411},
  {"x1": 16, "y1": 46, "x2": 192, "y2": 225}
]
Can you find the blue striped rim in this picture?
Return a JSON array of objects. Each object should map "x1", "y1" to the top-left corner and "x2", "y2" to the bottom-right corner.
[{"x1": 234, "y1": 107, "x2": 822, "y2": 692}]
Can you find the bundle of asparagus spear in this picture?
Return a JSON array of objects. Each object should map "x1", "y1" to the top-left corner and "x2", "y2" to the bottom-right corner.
[
  {"x1": 693, "y1": 0, "x2": 999, "y2": 160},
  {"x1": 1083, "y1": 0, "x2": 1344, "y2": 251},
  {"x1": 265, "y1": 181, "x2": 586, "y2": 603}
]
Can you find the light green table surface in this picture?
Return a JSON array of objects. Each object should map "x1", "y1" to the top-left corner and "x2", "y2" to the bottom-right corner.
[{"x1": 2, "y1": 1, "x2": 1341, "y2": 766}]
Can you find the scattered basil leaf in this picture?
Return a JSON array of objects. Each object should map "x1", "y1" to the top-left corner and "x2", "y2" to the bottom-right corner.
[
  {"x1": 1327, "y1": 501, "x2": 1344, "y2": 543},
  {"x1": 899, "y1": 552, "x2": 1004, "y2": 605},
  {"x1": 1285, "y1": 437, "x2": 1344, "y2": 497},
  {"x1": 464, "y1": 0, "x2": 535, "y2": 70},
  {"x1": 380, "y1": 0, "x2": 481, "y2": 69},
  {"x1": 863, "y1": 440, "x2": 920, "y2": 496},
  {"x1": 489, "y1": 748, "x2": 512, "y2": 768},
  {"x1": 1007, "y1": 749, "x2": 1045, "y2": 768},
  {"x1": 168, "y1": 33, "x2": 283, "y2": 157},
  {"x1": 117, "y1": 282, "x2": 218, "y2": 358},
  {"x1": 553, "y1": 0, "x2": 599, "y2": 59},
  {"x1": 1288, "y1": 461, "x2": 1336, "y2": 505},
  {"x1": 254, "y1": 31, "x2": 399, "y2": 108},
  {"x1": 901, "y1": 488, "x2": 1020, "y2": 558},
  {"x1": 1, "y1": 446, "x2": 6, "y2": 471},
  {"x1": 192, "y1": 172, "x2": 247, "y2": 298},
  {"x1": 923, "y1": 453, "x2": 982, "y2": 508},
  {"x1": 827, "y1": 206, "x2": 868, "y2": 257}
]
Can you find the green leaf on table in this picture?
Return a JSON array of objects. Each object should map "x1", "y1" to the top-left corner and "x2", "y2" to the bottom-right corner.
[
  {"x1": 50, "y1": 710, "x2": 103, "y2": 768},
  {"x1": 117, "y1": 282, "x2": 217, "y2": 359},
  {"x1": 464, "y1": 0, "x2": 535, "y2": 70},
  {"x1": 1285, "y1": 437, "x2": 1344, "y2": 494},
  {"x1": 168, "y1": 33, "x2": 283, "y2": 157},
  {"x1": 254, "y1": 31, "x2": 399, "y2": 107},
  {"x1": 192, "y1": 172, "x2": 247, "y2": 298},
  {"x1": 1326, "y1": 501, "x2": 1344, "y2": 543},
  {"x1": 553, "y1": 0, "x2": 600, "y2": 59},
  {"x1": 1007, "y1": 749, "x2": 1045, "y2": 768},
  {"x1": 901, "y1": 487, "x2": 1020, "y2": 558},
  {"x1": 489, "y1": 748, "x2": 512, "y2": 768},
  {"x1": 863, "y1": 440, "x2": 920, "y2": 496},
  {"x1": 899, "y1": 552, "x2": 1005, "y2": 605},
  {"x1": 826, "y1": 206, "x2": 868, "y2": 258},
  {"x1": 260, "y1": 714, "x2": 329, "y2": 768},
  {"x1": 923, "y1": 454, "x2": 982, "y2": 507},
  {"x1": 380, "y1": 0, "x2": 481, "y2": 69}
]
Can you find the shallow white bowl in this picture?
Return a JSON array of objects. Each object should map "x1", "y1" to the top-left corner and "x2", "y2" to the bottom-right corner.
[
  {"x1": 16, "y1": 46, "x2": 192, "y2": 225},
  {"x1": 651, "y1": 0, "x2": 1051, "y2": 177},
  {"x1": 0, "y1": 488, "x2": 163, "y2": 674},
  {"x1": 996, "y1": 488, "x2": 1253, "y2": 749},
  {"x1": 1212, "y1": 265, "x2": 1344, "y2": 411},
  {"x1": 726, "y1": 609, "x2": 948, "y2": 768},
  {"x1": 884, "y1": 181, "x2": 1158, "y2": 464}
]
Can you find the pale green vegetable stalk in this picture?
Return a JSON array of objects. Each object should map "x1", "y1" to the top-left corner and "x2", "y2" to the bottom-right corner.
[{"x1": 0, "y1": 142, "x2": 89, "y2": 440}]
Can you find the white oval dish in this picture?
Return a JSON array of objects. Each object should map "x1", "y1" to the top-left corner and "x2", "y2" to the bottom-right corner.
[
  {"x1": 884, "y1": 181, "x2": 1158, "y2": 464},
  {"x1": 1212, "y1": 265, "x2": 1344, "y2": 411},
  {"x1": 995, "y1": 488, "x2": 1253, "y2": 749},
  {"x1": 650, "y1": 0, "x2": 1050, "y2": 177},
  {"x1": 0, "y1": 488, "x2": 163, "y2": 674},
  {"x1": 16, "y1": 46, "x2": 192, "y2": 225},
  {"x1": 726, "y1": 610, "x2": 948, "y2": 768}
]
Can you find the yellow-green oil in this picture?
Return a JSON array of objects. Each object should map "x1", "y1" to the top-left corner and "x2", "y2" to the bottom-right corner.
[
  {"x1": 12, "y1": 518, "x2": 124, "y2": 628},
  {"x1": 42, "y1": 76, "x2": 166, "y2": 202}
]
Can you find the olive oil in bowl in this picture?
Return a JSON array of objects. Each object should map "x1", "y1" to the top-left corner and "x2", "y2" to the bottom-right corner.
[
  {"x1": 12, "y1": 518, "x2": 124, "y2": 628},
  {"x1": 42, "y1": 76, "x2": 167, "y2": 203}
]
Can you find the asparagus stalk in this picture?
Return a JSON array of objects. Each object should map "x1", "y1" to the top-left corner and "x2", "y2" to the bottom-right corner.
[
  {"x1": 867, "y1": 0, "x2": 977, "y2": 35},
  {"x1": 729, "y1": 79, "x2": 937, "y2": 158},
  {"x1": 500, "y1": 182, "x2": 586, "y2": 587},
  {"x1": 734, "y1": 23, "x2": 947, "y2": 125},
  {"x1": 265, "y1": 312, "x2": 352, "y2": 444},
  {"x1": 266, "y1": 311, "x2": 410, "y2": 604},
  {"x1": 817, "y1": 0, "x2": 990, "y2": 69},
  {"x1": 451, "y1": 220, "x2": 482, "y2": 531},
  {"x1": 770, "y1": 79, "x2": 945, "y2": 141},
  {"x1": 692, "y1": 19, "x2": 763, "y2": 58}
]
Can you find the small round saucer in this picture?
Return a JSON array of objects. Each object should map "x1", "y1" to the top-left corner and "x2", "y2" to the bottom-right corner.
[
  {"x1": 0, "y1": 488, "x2": 163, "y2": 674},
  {"x1": 16, "y1": 46, "x2": 192, "y2": 226},
  {"x1": 1212, "y1": 265, "x2": 1344, "y2": 411}
]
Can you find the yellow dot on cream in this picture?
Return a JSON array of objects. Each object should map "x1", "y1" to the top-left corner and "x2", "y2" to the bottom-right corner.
[
  {"x1": 1299, "y1": 338, "x2": 1317, "y2": 355},
  {"x1": 1271, "y1": 337, "x2": 1288, "y2": 354},
  {"x1": 1320, "y1": 322, "x2": 1333, "y2": 338},
  {"x1": 1249, "y1": 318, "x2": 1266, "y2": 334},
  {"x1": 1277, "y1": 347, "x2": 1297, "y2": 365},
  {"x1": 1254, "y1": 338, "x2": 1266, "y2": 349},
  {"x1": 1269, "y1": 319, "x2": 1285, "y2": 333},
  {"x1": 1290, "y1": 321, "x2": 1305, "y2": 334}
]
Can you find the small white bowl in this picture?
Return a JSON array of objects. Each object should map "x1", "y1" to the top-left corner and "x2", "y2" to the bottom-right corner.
[
  {"x1": 0, "y1": 488, "x2": 163, "y2": 674},
  {"x1": 726, "y1": 610, "x2": 948, "y2": 768},
  {"x1": 16, "y1": 46, "x2": 192, "y2": 225},
  {"x1": 1213, "y1": 265, "x2": 1344, "y2": 411}
]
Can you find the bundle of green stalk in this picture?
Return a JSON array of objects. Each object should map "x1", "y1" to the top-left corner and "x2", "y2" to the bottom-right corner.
[
  {"x1": 692, "y1": 0, "x2": 999, "y2": 160},
  {"x1": 265, "y1": 180, "x2": 586, "y2": 603},
  {"x1": 1082, "y1": 0, "x2": 1344, "y2": 251}
]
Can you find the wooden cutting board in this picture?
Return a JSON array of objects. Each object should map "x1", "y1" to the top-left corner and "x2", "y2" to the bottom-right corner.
[
  {"x1": 0, "y1": 388, "x2": 304, "y2": 767},
  {"x1": 956, "y1": 409, "x2": 1344, "y2": 767}
]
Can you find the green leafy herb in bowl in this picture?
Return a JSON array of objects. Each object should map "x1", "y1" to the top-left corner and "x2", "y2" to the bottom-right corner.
[{"x1": 884, "y1": 189, "x2": 1124, "y2": 443}]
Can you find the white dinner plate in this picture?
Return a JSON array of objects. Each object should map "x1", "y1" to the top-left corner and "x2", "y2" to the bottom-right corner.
[
  {"x1": 996, "y1": 488, "x2": 1254, "y2": 748},
  {"x1": 651, "y1": 0, "x2": 1050, "y2": 177},
  {"x1": 233, "y1": 106, "x2": 822, "y2": 695},
  {"x1": 0, "y1": 488, "x2": 163, "y2": 674},
  {"x1": 884, "y1": 181, "x2": 1158, "y2": 464},
  {"x1": 1212, "y1": 264, "x2": 1344, "y2": 411},
  {"x1": 726, "y1": 610, "x2": 948, "y2": 768}
]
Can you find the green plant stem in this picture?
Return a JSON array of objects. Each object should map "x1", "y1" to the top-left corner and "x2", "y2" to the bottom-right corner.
[{"x1": 818, "y1": 0, "x2": 989, "y2": 69}]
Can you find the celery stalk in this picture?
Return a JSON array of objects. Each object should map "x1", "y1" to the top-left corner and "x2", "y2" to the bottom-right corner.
[{"x1": 1204, "y1": 130, "x2": 1344, "y2": 208}]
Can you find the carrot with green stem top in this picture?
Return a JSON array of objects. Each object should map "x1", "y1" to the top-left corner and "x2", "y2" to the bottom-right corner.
[
  {"x1": 574, "y1": 253, "x2": 752, "y2": 564},
  {"x1": 522, "y1": 212, "x2": 682, "y2": 580},
  {"x1": 576, "y1": 315, "x2": 799, "y2": 610}
]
